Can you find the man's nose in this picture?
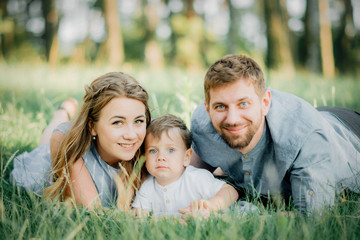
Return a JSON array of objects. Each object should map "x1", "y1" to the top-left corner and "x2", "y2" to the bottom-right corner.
[{"x1": 225, "y1": 106, "x2": 239, "y2": 124}]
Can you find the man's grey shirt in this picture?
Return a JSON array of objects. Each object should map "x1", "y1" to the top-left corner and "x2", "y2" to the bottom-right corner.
[{"x1": 191, "y1": 89, "x2": 360, "y2": 213}]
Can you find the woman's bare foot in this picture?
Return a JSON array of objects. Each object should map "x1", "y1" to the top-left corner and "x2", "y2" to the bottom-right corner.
[{"x1": 38, "y1": 98, "x2": 78, "y2": 145}]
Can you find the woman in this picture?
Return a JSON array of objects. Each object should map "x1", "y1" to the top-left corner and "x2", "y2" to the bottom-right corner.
[{"x1": 11, "y1": 72, "x2": 151, "y2": 210}]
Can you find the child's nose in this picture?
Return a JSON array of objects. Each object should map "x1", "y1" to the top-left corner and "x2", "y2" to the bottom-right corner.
[{"x1": 157, "y1": 153, "x2": 166, "y2": 161}]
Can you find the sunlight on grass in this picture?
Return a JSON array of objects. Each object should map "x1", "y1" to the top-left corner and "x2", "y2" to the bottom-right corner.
[{"x1": 0, "y1": 63, "x2": 359, "y2": 239}]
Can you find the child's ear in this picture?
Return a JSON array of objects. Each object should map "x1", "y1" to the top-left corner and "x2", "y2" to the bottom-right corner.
[{"x1": 183, "y1": 148, "x2": 193, "y2": 167}]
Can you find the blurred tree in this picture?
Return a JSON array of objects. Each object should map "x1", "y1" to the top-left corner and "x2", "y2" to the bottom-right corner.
[
  {"x1": 226, "y1": 0, "x2": 237, "y2": 54},
  {"x1": 333, "y1": 0, "x2": 359, "y2": 74},
  {"x1": 263, "y1": 0, "x2": 295, "y2": 76},
  {"x1": 41, "y1": 0, "x2": 58, "y2": 65},
  {"x1": 170, "y1": 0, "x2": 204, "y2": 70},
  {"x1": 104, "y1": 0, "x2": 124, "y2": 66},
  {"x1": 304, "y1": 0, "x2": 321, "y2": 73},
  {"x1": 141, "y1": 0, "x2": 164, "y2": 69},
  {"x1": 318, "y1": 0, "x2": 335, "y2": 77},
  {"x1": 0, "y1": 0, "x2": 14, "y2": 61}
]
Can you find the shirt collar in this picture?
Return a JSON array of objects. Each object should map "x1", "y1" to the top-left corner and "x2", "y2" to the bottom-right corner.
[{"x1": 239, "y1": 120, "x2": 270, "y2": 160}]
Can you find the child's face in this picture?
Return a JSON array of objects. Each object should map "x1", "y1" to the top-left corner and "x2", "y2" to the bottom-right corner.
[{"x1": 145, "y1": 128, "x2": 192, "y2": 186}]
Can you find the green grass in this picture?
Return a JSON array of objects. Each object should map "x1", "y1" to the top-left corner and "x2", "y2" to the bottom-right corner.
[{"x1": 1, "y1": 63, "x2": 360, "y2": 239}]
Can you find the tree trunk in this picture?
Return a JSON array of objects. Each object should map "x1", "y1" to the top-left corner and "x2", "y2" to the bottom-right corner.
[
  {"x1": 142, "y1": 0, "x2": 164, "y2": 69},
  {"x1": 263, "y1": 0, "x2": 294, "y2": 75},
  {"x1": 333, "y1": 0, "x2": 357, "y2": 74},
  {"x1": 226, "y1": 0, "x2": 237, "y2": 54},
  {"x1": 318, "y1": 0, "x2": 335, "y2": 77},
  {"x1": 104, "y1": 0, "x2": 124, "y2": 66},
  {"x1": 41, "y1": 0, "x2": 58, "y2": 64},
  {"x1": 305, "y1": 0, "x2": 321, "y2": 73}
]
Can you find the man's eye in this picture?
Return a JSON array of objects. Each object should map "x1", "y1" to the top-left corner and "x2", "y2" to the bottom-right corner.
[
  {"x1": 149, "y1": 149, "x2": 157, "y2": 154},
  {"x1": 240, "y1": 102, "x2": 248, "y2": 108},
  {"x1": 168, "y1": 148, "x2": 174, "y2": 153},
  {"x1": 215, "y1": 105, "x2": 225, "y2": 110}
]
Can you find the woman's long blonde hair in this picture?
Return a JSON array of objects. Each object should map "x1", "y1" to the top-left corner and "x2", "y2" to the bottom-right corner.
[{"x1": 45, "y1": 72, "x2": 151, "y2": 209}]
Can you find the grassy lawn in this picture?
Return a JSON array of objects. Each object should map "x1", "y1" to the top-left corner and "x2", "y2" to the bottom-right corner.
[{"x1": 1, "y1": 63, "x2": 360, "y2": 239}]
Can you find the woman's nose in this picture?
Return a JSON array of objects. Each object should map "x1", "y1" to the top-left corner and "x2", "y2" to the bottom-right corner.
[{"x1": 123, "y1": 125, "x2": 137, "y2": 140}]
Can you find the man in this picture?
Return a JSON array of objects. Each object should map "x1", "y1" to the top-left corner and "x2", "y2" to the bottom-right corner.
[{"x1": 190, "y1": 54, "x2": 360, "y2": 214}]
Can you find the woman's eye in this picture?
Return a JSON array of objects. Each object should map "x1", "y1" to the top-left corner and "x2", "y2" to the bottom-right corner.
[
  {"x1": 149, "y1": 149, "x2": 157, "y2": 154},
  {"x1": 113, "y1": 121, "x2": 123, "y2": 126},
  {"x1": 168, "y1": 148, "x2": 174, "y2": 153},
  {"x1": 135, "y1": 119, "x2": 145, "y2": 124}
]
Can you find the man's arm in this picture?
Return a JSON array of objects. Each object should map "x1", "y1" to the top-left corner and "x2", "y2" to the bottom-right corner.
[
  {"x1": 190, "y1": 149, "x2": 216, "y2": 172},
  {"x1": 290, "y1": 131, "x2": 335, "y2": 214}
]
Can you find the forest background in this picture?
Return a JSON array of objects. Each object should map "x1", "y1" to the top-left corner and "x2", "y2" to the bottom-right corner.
[{"x1": 0, "y1": 0, "x2": 360, "y2": 239}]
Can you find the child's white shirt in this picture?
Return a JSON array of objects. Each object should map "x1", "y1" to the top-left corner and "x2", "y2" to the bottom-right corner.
[{"x1": 132, "y1": 165, "x2": 225, "y2": 217}]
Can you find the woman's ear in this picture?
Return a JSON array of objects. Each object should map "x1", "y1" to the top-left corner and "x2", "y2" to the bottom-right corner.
[
  {"x1": 88, "y1": 119, "x2": 97, "y2": 136},
  {"x1": 183, "y1": 148, "x2": 193, "y2": 167}
]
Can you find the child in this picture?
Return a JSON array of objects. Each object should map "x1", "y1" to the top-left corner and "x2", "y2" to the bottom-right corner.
[{"x1": 132, "y1": 114, "x2": 238, "y2": 217}]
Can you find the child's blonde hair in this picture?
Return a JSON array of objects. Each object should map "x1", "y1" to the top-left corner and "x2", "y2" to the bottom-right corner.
[{"x1": 146, "y1": 114, "x2": 191, "y2": 149}]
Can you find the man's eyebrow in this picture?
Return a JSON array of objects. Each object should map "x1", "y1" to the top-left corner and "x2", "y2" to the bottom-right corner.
[{"x1": 211, "y1": 97, "x2": 250, "y2": 105}]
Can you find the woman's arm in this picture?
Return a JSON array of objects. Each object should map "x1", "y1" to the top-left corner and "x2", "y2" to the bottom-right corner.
[
  {"x1": 50, "y1": 130, "x2": 66, "y2": 161},
  {"x1": 66, "y1": 158, "x2": 102, "y2": 210}
]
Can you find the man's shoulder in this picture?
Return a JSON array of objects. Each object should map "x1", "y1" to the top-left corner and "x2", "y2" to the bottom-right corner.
[
  {"x1": 267, "y1": 89, "x2": 329, "y2": 160},
  {"x1": 191, "y1": 103, "x2": 212, "y2": 131}
]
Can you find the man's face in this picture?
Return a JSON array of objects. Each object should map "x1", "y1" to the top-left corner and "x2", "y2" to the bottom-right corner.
[{"x1": 205, "y1": 78, "x2": 270, "y2": 153}]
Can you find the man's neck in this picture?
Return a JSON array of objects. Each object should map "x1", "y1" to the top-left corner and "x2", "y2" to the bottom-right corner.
[{"x1": 238, "y1": 117, "x2": 266, "y2": 154}]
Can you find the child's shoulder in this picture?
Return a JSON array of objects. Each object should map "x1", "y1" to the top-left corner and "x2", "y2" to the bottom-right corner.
[
  {"x1": 185, "y1": 165, "x2": 214, "y2": 178},
  {"x1": 139, "y1": 174, "x2": 156, "y2": 189}
]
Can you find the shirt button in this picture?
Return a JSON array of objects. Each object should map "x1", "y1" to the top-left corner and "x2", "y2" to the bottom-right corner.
[
  {"x1": 245, "y1": 171, "x2": 250, "y2": 175},
  {"x1": 163, "y1": 188, "x2": 167, "y2": 192},
  {"x1": 166, "y1": 200, "x2": 170, "y2": 204},
  {"x1": 244, "y1": 155, "x2": 249, "y2": 159},
  {"x1": 308, "y1": 190, "x2": 314, "y2": 196}
]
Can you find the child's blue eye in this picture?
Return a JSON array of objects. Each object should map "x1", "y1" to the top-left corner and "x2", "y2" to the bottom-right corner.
[
  {"x1": 168, "y1": 148, "x2": 174, "y2": 153},
  {"x1": 149, "y1": 149, "x2": 157, "y2": 154}
]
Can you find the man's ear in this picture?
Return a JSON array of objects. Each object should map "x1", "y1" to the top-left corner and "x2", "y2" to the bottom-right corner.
[
  {"x1": 204, "y1": 99, "x2": 210, "y2": 115},
  {"x1": 262, "y1": 90, "x2": 271, "y2": 116},
  {"x1": 183, "y1": 148, "x2": 193, "y2": 167}
]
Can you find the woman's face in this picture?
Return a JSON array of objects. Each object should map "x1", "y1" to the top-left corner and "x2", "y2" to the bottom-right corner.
[{"x1": 91, "y1": 97, "x2": 147, "y2": 168}]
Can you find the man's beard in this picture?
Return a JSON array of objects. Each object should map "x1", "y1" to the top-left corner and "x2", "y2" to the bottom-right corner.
[{"x1": 219, "y1": 121, "x2": 260, "y2": 150}]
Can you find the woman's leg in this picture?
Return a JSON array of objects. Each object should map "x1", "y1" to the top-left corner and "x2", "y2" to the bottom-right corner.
[
  {"x1": 317, "y1": 106, "x2": 360, "y2": 139},
  {"x1": 38, "y1": 98, "x2": 78, "y2": 145}
]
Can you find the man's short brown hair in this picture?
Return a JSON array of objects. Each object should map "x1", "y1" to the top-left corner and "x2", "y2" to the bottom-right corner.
[
  {"x1": 204, "y1": 54, "x2": 266, "y2": 104},
  {"x1": 146, "y1": 114, "x2": 192, "y2": 149}
]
